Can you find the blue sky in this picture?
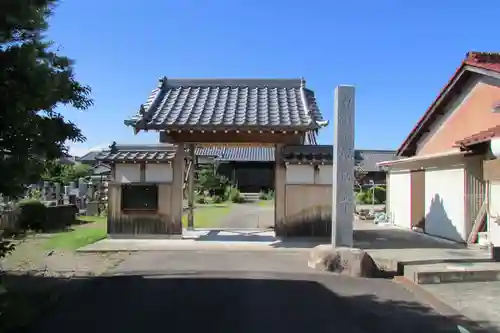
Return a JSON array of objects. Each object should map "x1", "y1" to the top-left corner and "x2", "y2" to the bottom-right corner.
[{"x1": 48, "y1": 0, "x2": 500, "y2": 156}]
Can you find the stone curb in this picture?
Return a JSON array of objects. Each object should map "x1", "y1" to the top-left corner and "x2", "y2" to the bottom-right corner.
[{"x1": 393, "y1": 276, "x2": 492, "y2": 333}]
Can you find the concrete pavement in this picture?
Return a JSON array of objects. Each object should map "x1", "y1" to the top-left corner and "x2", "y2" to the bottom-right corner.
[
  {"x1": 20, "y1": 250, "x2": 485, "y2": 333},
  {"x1": 422, "y1": 281, "x2": 500, "y2": 331},
  {"x1": 218, "y1": 202, "x2": 275, "y2": 229}
]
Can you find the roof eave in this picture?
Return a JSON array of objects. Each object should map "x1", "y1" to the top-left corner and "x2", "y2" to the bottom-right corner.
[
  {"x1": 396, "y1": 63, "x2": 469, "y2": 157},
  {"x1": 396, "y1": 60, "x2": 500, "y2": 157},
  {"x1": 130, "y1": 123, "x2": 321, "y2": 132}
]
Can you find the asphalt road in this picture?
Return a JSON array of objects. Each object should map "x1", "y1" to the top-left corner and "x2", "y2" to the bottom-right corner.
[{"x1": 20, "y1": 252, "x2": 465, "y2": 333}]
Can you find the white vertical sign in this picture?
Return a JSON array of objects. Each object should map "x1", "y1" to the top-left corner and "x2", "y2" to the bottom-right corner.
[{"x1": 332, "y1": 85, "x2": 355, "y2": 247}]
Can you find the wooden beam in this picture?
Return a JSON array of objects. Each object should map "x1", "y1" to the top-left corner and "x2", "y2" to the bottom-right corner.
[
  {"x1": 164, "y1": 131, "x2": 304, "y2": 144},
  {"x1": 187, "y1": 144, "x2": 195, "y2": 230},
  {"x1": 468, "y1": 199, "x2": 487, "y2": 244}
]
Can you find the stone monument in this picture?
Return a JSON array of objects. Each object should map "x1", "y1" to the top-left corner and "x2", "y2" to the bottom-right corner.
[{"x1": 331, "y1": 85, "x2": 355, "y2": 247}]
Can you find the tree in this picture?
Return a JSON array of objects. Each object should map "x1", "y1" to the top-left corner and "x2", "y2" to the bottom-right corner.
[
  {"x1": 41, "y1": 160, "x2": 91, "y2": 184},
  {"x1": 197, "y1": 166, "x2": 229, "y2": 197},
  {"x1": 0, "y1": 0, "x2": 93, "y2": 197}
]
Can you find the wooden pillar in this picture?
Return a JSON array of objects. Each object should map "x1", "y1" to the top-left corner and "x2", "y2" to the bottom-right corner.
[
  {"x1": 187, "y1": 144, "x2": 195, "y2": 230},
  {"x1": 410, "y1": 170, "x2": 425, "y2": 231},
  {"x1": 274, "y1": 144, "x2": 286, "y2": 236},
  {"x1": 170, "y1": 143, "x2": 185, "y2": 235}
]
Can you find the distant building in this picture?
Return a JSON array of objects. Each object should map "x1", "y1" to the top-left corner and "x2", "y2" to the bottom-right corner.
[{"x1": 89, "y1": 144, "x2": 396, "y2": 193}]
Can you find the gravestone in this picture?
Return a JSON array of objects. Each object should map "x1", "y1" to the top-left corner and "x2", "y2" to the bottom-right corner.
[
  {"x1": 42, "y1": 181, "x2": 50, "y2": 201},
  {"x1": 332, "y1": 85, "x2": 355, "y2": 247},
  {"x1": 54, "y1": 183, "x2": 61, "y2": 205}
]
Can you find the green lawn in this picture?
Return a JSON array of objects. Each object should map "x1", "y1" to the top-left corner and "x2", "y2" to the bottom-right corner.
[
  {"x1": 44, "y1": 216, "x2": 107, "y2": 251},
  {"x1": 183, "y1": 204, "x2": 232, "y2": 228},
  {"x1": 257, "y1": 199, "x2": 274, "y2": 207},
  {"x1": 44, "y1": 205, "x2": 233, "y2": 251}
]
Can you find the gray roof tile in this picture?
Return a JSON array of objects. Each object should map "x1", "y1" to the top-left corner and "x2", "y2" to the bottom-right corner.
[
  {"x1": 95, "y1": 144, "x2": 176, "y2": 163},
  {"x1": 218, "y1": 147, "x2": 274, "y2": 162},
  {"x1": 195, "y1": 146, "x2": 225, "y2": 157},
  {"x1": 282, "y1": 145, "x2": 333, "y2": 164},
  {"x1": 126, "y1": 78, "x2": 327, "y2": 131},
  {"x1": 194, "y1": 146, "x2": 274, "y2": 162},
  {"x1": 281, "y1": 147, "x2": 397, "y2": 170},
  {"x1": 355, "y1": 150, "x2": 397, "y2": 172},
  {"x1": 91, "y1": 142, "x2": 396, "y2": 170},
  {"x1": 77, "y1": 151, "x2": 100, "y2": 162}
]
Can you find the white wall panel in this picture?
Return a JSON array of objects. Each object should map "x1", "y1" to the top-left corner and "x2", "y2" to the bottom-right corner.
[
  {"x1": 425, "y1": 167, "x2": 466, "y2": 242},
  {"x1": 387, "y1": 171, "x2": 412, "y2": 229},
  {"x1": 115, "y1": 164, "x2": 141, "y2": 183},
  {"x1": 145, "y1": 164, "x2": 173, "y2": 183}
]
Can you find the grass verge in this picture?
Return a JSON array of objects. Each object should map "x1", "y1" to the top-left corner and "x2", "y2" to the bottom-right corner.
[
  {"x1": 44, "y1": 216, "x2": 107, "y2": 251},
  {"x1": 182, "y1": 205, "x2": 232, "y2": 228},
  {"x1": 44, "y1": 204, "x2": 234, "y2": 250},
  {"x1": 257, "y1": 200, "x2": 274, "y2": 207}
]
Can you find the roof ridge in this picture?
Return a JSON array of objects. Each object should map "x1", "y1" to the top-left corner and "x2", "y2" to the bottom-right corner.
[
  {"x1": 465, "y1": 51, "x2": 500, "y2": 64},
  {"x1": 164, "y1": 78, "x2": 303, "y2": 88}
]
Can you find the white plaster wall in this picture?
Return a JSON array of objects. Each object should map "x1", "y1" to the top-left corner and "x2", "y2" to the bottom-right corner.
[
  {"x1": 145, "y1": 163, "x2": 173, "y2": 183},
  {"x1": 115, "y1": 164, "x2": 141, "y2": 183},
  {"x1": 424, "y1": 167, "x2": 466, "y2": 242},
  {"x1": 286, "y1": 165, "x2": 314, "y2": 184},
  {"x1": 488, "y1": 182, "x2": 500, "y2": 247},
  {"x1": 316, "y1": 165, "x2": 333, "y2": 185},
  {"x1": 387, "y1": 171, "x2": 411, "y2": 229},
  {"x1": 416, "y1": 76, "x2": 481, "y2": 154}
]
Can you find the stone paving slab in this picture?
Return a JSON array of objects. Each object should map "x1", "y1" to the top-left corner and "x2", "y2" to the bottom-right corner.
[
  {"x1": 368, "y1": 248, "x2": 491, "y2": 271},
  {"x1": 422, "y1": 281, "x2": 500, "y2": 332},
  {"x1": 404, "y1": 261, "x2": 500, "y2": 284}
]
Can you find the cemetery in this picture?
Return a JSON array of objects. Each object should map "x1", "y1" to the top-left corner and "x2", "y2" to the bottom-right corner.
[{"x1": 0, "y1": 177, "x2": 108, "y2": 234}]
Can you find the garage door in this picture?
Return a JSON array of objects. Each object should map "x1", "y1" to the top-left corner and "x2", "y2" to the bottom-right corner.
[
  {"x1": 489, "y1": 182, "x2": 500, "y2": 247},
  {"x1": 388, "y1": 171, "x2": 411, "y2": 228},
  {"x1": 425, "y1": 167, "x2": 465, "y2": 242}
]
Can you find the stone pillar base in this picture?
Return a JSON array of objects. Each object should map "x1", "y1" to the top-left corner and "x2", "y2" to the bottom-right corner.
[{"x1": 492, "y1": 246, "x2": 500, "y2": 262}]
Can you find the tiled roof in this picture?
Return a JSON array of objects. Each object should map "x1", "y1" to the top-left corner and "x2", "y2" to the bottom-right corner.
[
  {"x1": 77, "y1": 151, "x2": 100, "y2": 163},
  {"x1": 281, "y1": 145, "x2": 333, "y2": 164},
  {"x1": 455, "y1": 125, "x2": 500, "y2": 148},
  {"x1": 281, "y1": 146, "x2": 396, "y2": 170},
  {"x1": 355, "y1": 150, "x2": 397, "y2": 172},
  {"x1": 91, "y1": 143, "x2": 395, "y2": 170},
  {"x1": 397, "y1": 51, "x2": 500, "y2": 156},
  {"x1": 195, "y1": 146, "x2": 225, "y2": 157},
  {"x1": 194, "y1": 146, "x2": 274, "y2": 162},
  {"x1": 218, "y1": 147, "x2": 274, "y2": 162},
  {"x1": 125, "y1": 78, "x2": 327, "y2": 131},
  {"x1": 95, "y1": 144, "x2": 176, "y2": 163}
]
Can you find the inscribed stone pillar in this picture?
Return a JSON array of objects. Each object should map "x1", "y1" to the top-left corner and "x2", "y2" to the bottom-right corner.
[{"x1": 332, "y1": 85, "x2": 355, "y2": 247}]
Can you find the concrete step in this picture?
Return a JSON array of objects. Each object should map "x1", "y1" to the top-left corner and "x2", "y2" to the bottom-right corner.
[
  {"x1": 404, "y1": 261, "x2": 500, "y2": 284},
  {"x1": 240, "y1": 193, "x2": 261, "y2": 201}
]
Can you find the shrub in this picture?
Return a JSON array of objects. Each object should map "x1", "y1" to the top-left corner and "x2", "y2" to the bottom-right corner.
[
  {"x1": 228, "y1": 187, "x2": 245, "y2": 203},
  {"x1": 259, "y1": 190, "x2": 275, "y2": 201},
  {"x1": 259, "y1": 191, "x2": 267, "y2": 200},
  {"x1": 212, "y1": 196, "x2": 224, "y2": 204},
  {"x1": 356, "y1": 191, "x2": 368, "y2": 204},
  {"x1": 197, "y1": 166, "x2": 229, "y2": 197},
  {"x1": 356, "y1": 186, "x2": 387, "y2": 205},
  {"x1": 265, "y1": 190, "x2": 275, "y2": 200},
  {"x1": 196, "y1": 196, "x2": 208, "y2": 204},
  {"x1": 373, "y1": 186, "x2": 386, "y2": 204},
  {"x1": 18, "y1": 200, "x2": 47, "y2": 231}
]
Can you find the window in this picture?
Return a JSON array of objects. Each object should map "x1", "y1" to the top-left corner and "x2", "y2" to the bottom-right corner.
[{"x1": 121, "y1": 184, "x2": 158, "y2": 211}]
